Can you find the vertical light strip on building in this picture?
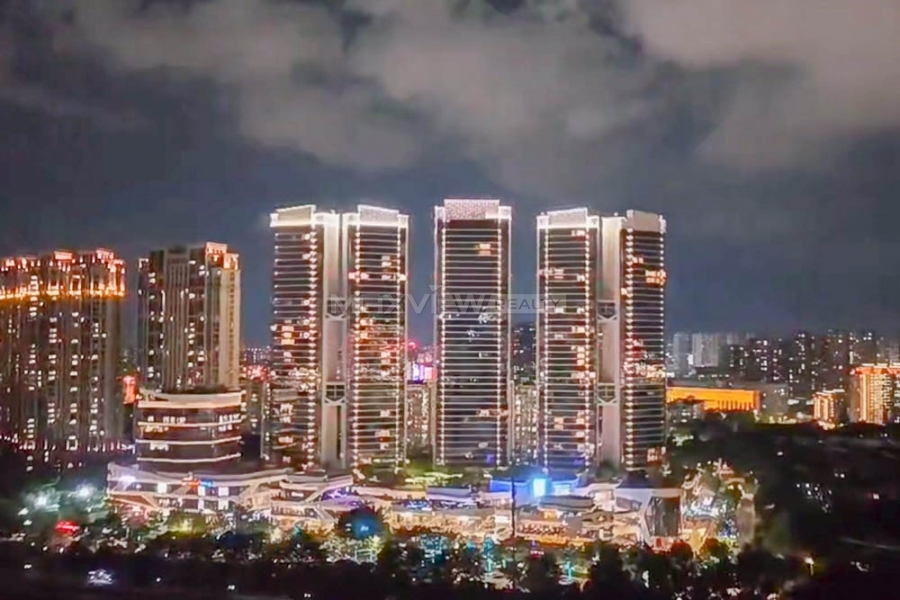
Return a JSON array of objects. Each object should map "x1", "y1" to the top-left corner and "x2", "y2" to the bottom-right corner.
[
  {"x1": 536, "y1": 208, "x2": 599, "y2": 472},
  {"x1": 434, "y1": 199, "x2": 511, "y2": 468},
  {"x1": 600, "y1": 211, "x2": 667, "y2": 471},
  {"x1": 0, "y1": 250, "x2": 125, "y2": 468},
  {"x1": 343, "y1": 205, "x2": 408, "y2": 469},
  {"x1": 268, "y1": 206, "x2": 340, "y2": 469}
]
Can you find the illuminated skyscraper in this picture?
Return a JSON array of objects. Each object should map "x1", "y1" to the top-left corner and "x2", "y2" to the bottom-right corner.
[
  {"x1": 434, "y1": 199, "x2": 511, "y2": 468},
  {"x1": 137, "y1": 243, "x2": 241, "y2": 392},
  {"x1": 0, "y1": 250, "x2": 125, "y2": 469},
  {"x1": 343, "y1": 205, "x2": 408, "y2": 469},
  {"x1": 268, "y1": 206, "x2": 342, "y2": 469},
  {"x1": 599, "y1": 211, "x2": 667, "y2": 471},
  {"x1": 536, "y1": 208, "x2": 600, "y2": 471},
  {"x1": 850, "y1": 364, "x2": 899, "y2": 425},
  {"x1": 786, "y1": 331, "x2": 818, "y2": 402}
]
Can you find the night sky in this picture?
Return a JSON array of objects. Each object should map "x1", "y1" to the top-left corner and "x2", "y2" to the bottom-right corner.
[{"x1": 1, "y1": 0, "x2": 899, "y2": 345}]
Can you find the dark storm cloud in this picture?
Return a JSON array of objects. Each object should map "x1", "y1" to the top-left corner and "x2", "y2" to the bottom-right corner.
[{"x1": 1, "y1": 0, "x2": 899, "y2": 341}]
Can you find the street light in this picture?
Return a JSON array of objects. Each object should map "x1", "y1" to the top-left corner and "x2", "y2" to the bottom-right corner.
[{"x1": 804, "y1": 556, "x2": 815, "y2": 575}]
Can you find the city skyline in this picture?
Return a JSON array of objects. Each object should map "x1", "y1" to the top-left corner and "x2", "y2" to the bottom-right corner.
[{"x1": 3, "y1": 1, "x2": 900, "y2": 589}]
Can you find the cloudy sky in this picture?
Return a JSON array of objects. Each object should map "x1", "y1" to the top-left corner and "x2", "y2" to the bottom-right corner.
[{"x1": 1, "y1": 0, "x2": 899, "y2": 343}]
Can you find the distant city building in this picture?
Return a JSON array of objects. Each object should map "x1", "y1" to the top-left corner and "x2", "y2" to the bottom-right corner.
[
  {"x1": 852, "y1": 330, "x2": 878, "y2": 365},
  {"x1": 877, "y1": 336, "x2": 900, "y2": 364},
  {"x1": 753, "y1": 383, "x2": 790, "y2": 419},
  {"x1": 666, "y1": 387, "x2": 760, "y2": 413},
  {"x1": 688, "y1": 333, "x2": 748, "y2": 370},
  {"x1": 241, "y1": 347, "x2": 271, "y2": 367},
  {"x1": 690, "y1": 334, "x2": 720, "y2": 369},
  {"x1": 536, "y1": 208, "x2": 600, "y2": 471},
  {"x1": 434, "y1": 199, "x2": 511, "y2": 468},
  {"x1": 343, "y1": 206, "x2": 408, "y2": 469},
  {"x1": 667, "y1": 400, "x2": 704, "y2": 426},
  {"x1": 671, "y1": 332, "x2": 692, "y2": 377},
  {"x1": 818, "y1": 330, "x2": 852, "y2": 392},
  {"x1": 725, "y1": 344, "x2": 749, "y2": 380},
  {"x1": 849, "y1": 364, "x2": 900, "y2": 425},
  {"x1": 0, "y1": 250, "x2": 126, "y2": 469},
  {"x1": 813, "y1": 389, "x2": 847, "y2": 424},
  {"x1": 511, "y1": 322, "x2": 536, "y2": 384},
  {"x1": 135, "y1": 389, "x2": 242, "y2": 467},
  {"x1": 599, "y1": 211, "x2": 667, "y2": 471},
  {"x1": 137, "y1": 243, "x2": 241, "y2": 392},
  {"x1": 786, "y1": 332, "x2": 818, "y2": 403}
]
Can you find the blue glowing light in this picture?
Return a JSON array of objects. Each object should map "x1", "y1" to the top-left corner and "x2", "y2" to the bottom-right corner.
[{"x1": 532, "y1": 477, "x2": 548, "y2": 498}]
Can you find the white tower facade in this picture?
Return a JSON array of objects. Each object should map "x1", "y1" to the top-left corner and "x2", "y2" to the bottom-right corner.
[
  {"x1": 434, "y1": 199, "x2": 512, "y2": 468},
  {"x1": 343, "y1": 205, "x2": 409, "y2": 469},
  {"x1": 599, "y1": 211, "x2": 667, "y2": 471}
]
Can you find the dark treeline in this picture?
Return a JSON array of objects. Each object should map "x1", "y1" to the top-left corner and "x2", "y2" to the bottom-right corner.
[{"x1": 3, "y1": 527, "x2": 899, "y2": 600}]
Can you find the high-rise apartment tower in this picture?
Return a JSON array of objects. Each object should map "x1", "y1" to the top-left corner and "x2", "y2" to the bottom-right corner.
[
  {"x1": 599, "y1": 211, "x2": 667, "y2": 471},
  {"x1": 343, "y1": 206, "x2": 408, "y2": 469},
  {"x1": 136, "y1": 243, "x2": 241, "y2": 392},
  {"x1": 0, "y1": 250, "x2": 125, "y2": 469},
  {"x1": 434, "y1": 199, "x2": 512, "y2": 468},
  {"x1": 536, "y1": 208, "x2": 600, "y2": 471},
  {"x1": 268, "y1": 204, "x2": 409, "y2": 471},
  {"x1": 268, "y1": 206, "x2": 342, "y2": 470}
]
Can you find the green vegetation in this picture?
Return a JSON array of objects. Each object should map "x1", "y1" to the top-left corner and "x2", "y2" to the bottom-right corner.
[{"x1": 669, "y1": 416, "x2": 900, "y2": 559}]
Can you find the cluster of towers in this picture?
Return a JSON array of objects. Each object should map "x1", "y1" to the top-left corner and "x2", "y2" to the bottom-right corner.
[
  {"x1": 267, "y1": 200, "x2": 667, "y2": 474},
  {"x1": 0, "y1": 200, "x2": 666, "y2": 476}
]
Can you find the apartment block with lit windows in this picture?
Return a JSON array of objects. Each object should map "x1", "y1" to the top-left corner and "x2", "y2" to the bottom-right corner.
[
  {"x1": 849, "y1": 364, "x2": 900, "y2": 425},
  {"x1": 135, "y1": 389, "x2": 243, "y2": 467},
  {"x1": 343, "y1": 206, "x2": 408, "y2": 469},
  {"x1": 268, "y1": 206, "x2": 342, "y2": 470},
  {"x1": 434, "y1": 199, "x2": 512, "y2": 468},
  {"x1": 136, "y1": 243, "x2": 241, "y2": 392},
  {"x1": 599, "y1": 211, "x2": 667, "y2": 471},
  {"x1": 536, "y1": 208, "x2": 600, "y2": 472},
  {"x1": 0, "y1": 250, "x2": 125, "y2": 469}
]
